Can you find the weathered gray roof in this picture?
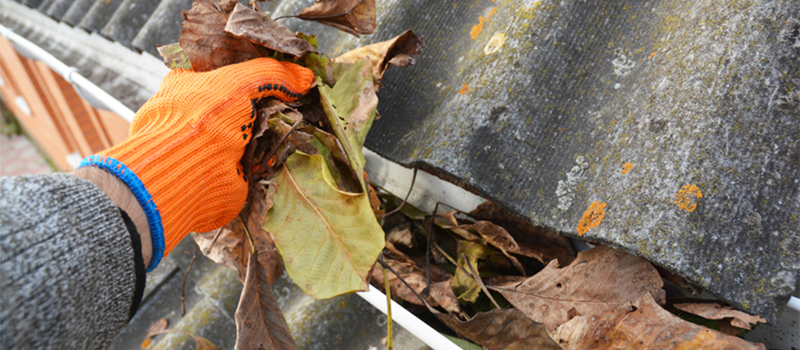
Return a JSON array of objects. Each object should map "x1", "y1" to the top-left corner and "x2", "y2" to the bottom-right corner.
[
  {"x1": 111, "y1": 236, "x2": 430, "y2": 349},
  {"x1": 1, "y1": 0, "x2": 798, "y2": 327}
]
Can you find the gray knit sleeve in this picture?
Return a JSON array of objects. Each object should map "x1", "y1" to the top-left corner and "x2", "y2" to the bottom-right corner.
[{"x1": 0, "y1": 173, "x2": 141, "y2": 349}]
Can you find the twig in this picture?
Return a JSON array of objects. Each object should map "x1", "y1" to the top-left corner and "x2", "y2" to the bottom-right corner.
[
  {"x1": 205, "y1": 227, "x2": 224, "y2": 255},
  {"x1": 432, "y1": 242, "x2": 470, "y2": 277},
  {"x1": 423, "y1": 202, "x2": 444, "y2": 299},
  {"x1": 382, "y1": 261, "x2": 393, "y2": 350},
  {"x1": 376, "y1": 168, "x2": 418, "y2": 218},
  {"x1": 181, "y1": 243, "x2": 198, "y2": 316},
  {"x1": 252, "y1": 116, "x2": 303, "y2": 179},
  {"x1": 239, "y1": 213, "x2": 256, "y2": 254},
  {"x1": 461, "y1": 253, "x2": 501, "y2": 310}
]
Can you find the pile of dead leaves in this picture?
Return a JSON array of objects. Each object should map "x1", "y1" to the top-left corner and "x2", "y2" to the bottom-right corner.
[
  {"x1": 155, "y1": 0, "x2": 768, "y2": 349},
  {"x1": 368, "y1": 201, "x2": 768, "y2": 349}
]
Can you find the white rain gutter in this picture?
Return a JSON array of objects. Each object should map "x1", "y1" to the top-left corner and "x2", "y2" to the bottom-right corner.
[
  {"x1": 358, "y1": 286, "x2": 462, "y2": 350},
  {"x1": 0, "y1": 23, "x2": 136, "y2": 122},
  {"x1": 4, "y1": 18, "x2": 798, "y2": 349}
]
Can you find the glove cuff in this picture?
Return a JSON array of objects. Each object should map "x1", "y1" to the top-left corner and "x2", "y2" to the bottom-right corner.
[{"x1": 78, "y1": 155, "x2": 166, "y2": 272}]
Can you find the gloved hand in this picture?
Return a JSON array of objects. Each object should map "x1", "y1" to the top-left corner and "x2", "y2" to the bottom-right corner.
[{"x1": 80, "y1": 57, "x2": 315, "y2": 271}]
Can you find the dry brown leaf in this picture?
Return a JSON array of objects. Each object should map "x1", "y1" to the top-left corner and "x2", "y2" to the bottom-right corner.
[
  {"x1": 552, "y1": 294, "x2": 766, "y2": 350},
  {"x1": 225, "y1": 3, "x2": 315, "y2": 58},
  {"x1": 434, "y1": 211, "x2": 481, "y2": 241},
  {"x1": 192, "y1": 185, "x2": 283, "y2": 283},
  {"x1": 674, "y1": 302, "x2": 766, "y2": 330},
  {"x1": 146, "y1": 318, "x2": 169, "y2": 338},
  {"x1": 234, "y1": 250, "x2": 298, "y2": 350},
  {"x1": 718, "y1": 318, "x2": 741, "y2": 336},
  {"x1": 334, "y1": 29, "x2": 424, "y2": 80},
  {"x1": 372, "y1": 242, "x2": 460, "y2": 313},
  {"x1": 469, "y1": 201, "x2": 575, "y2": 265},
  {"x1": 386, "y1": 227, "x2": 415, "y2": 249},
  {"x1": 179, "y1": 0, "x2": 262, "y2": 72},
  {"x1": 436, "y1": 309, "x2": 561, "y2": 350},
  {"x1": 297, "y1": 0, "x2": 376, "y2": 37},
  {"x1": 490, "y1": 246, "x2": 665, "y2": 332},
  {"x1": 436, "y1": 213, "x2": 552, "y2": 274}
]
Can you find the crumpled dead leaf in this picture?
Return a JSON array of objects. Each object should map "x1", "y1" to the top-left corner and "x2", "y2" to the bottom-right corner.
[
  {"x1": 436, "y1": 308, "x2": 561, "y2": 350},
  {"x1": 192, "y1": 184, "x2": 284, "y2": 283},
  {"x1": 334, "y1": 29, "x2": 424, "y2": 80},
  {"x1": 552, "y1": 294, "x2": 766, "y2": 350},
  {"x1": 469, "y1": 201, "x2": 575, "y2": 265},
  {"x1": 490, "y1": 246, "x2": 665, "y2": 333},
  {"x1": 225, "y1": 3, "x2": 315, "y2": 58},
  {"x1": 674, "y1": 302, "x2": 766, "y2": 330},
  {"x1": 179, "y1": 0, "x2": 262, "y2": 72},
  {"x1": 234, "y1": 249, "x2": 298, "y2": 350},
  {"x1": 298, "y1": 0, "x2": 376, "y2": 37},
  {"x1": 437, "y1": 211, "x2": 562, "y2": 275},
  {"x1": 371, "y1": 241, "x2": 460, "y2": 313}
]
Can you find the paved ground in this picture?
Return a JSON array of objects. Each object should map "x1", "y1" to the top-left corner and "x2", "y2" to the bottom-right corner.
[{"x1": 0, "y1": 134, "x2": 53, "y2": 175}]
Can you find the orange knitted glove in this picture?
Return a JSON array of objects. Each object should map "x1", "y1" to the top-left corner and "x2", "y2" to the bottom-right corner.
[{"x1": 79, "y1": 57, "x2": 315, "y2": 271}]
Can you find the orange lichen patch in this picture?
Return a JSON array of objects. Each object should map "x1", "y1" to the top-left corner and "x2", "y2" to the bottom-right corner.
[
  {"x1": 674, "y1": 184, "x2": 703, "y2": 212},
  {"x1": 648, "y1": 51, "x2": 657, "y2": 59},
  {"x1": 621, "y1": 162, "x2": 634, "y2": 174},
  {"x1": 577, "y1": 201, "x2": 607, "y2": 236},
  {"x1": 470, "y1": 7, "x2": 497, "y2": 39},
  {"x1": 459, "y1": 84, "x2": 470, "y2": 94}
]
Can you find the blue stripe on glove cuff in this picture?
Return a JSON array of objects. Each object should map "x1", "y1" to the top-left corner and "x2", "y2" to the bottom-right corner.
[{"x1": 79, "y1": 155, "x2": 165, "y2": 272}]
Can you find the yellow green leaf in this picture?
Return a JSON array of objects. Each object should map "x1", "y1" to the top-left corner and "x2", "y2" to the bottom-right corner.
[
  {"x1": 264, "y1": 152, "x2": 384, "y2": 299},
  {"x1": 318, "y1": 60, "x2": 378, "y2": 192}
]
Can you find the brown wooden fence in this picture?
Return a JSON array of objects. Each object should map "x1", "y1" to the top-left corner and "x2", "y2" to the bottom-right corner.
[{"x1": 0, "y1": 36, "x2": 130, "y2": 171}]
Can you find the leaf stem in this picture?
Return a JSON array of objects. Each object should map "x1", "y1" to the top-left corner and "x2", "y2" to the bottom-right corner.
[
  {"x1": 382, "y1": 262, "x2": 393, "y2": 350},
  {"x1": 239, "y1": 213, "x2": 256, "y2": 254},
  {"x1": 461, "y1": 253, "x2": 501, "y2": 310},
  {"x1": 376, "y1": 167, "x2": 417, "y2": 218}
]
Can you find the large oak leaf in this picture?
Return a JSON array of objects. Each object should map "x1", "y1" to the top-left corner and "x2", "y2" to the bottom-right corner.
[
  {"x1": 264, "y1": 152, "x2": 384, "y2": 299},
  {"x1": 490, "y1": 246, "x2": 665, "y2": 332},
  {"x1": 552, "y1": 294, "x2": 766, "y2": 350}
]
